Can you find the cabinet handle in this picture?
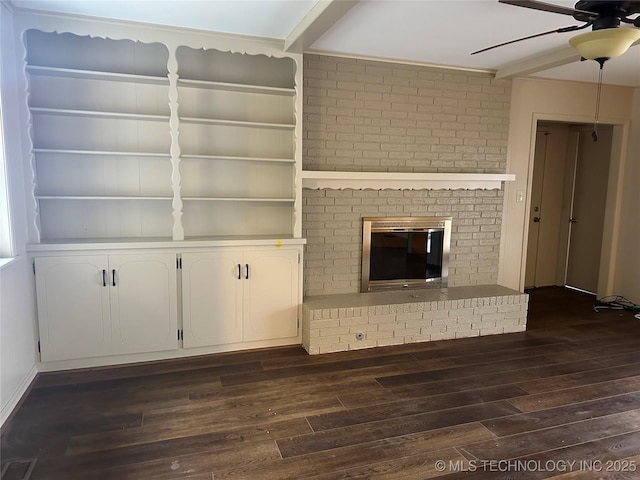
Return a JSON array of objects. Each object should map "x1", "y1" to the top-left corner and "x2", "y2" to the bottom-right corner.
[
  {"x1": 245, "y1": 263, "x2": 249, "y2": 280},
  {"x1": 102, "y1": 269, "x2": 107, "y2": 287},
  {"x1": 237, "y1": 264, "x2": 242, "y2": 280},
  {"x1": 112, "y1": 269, "x2": 116, "y2": 287}
]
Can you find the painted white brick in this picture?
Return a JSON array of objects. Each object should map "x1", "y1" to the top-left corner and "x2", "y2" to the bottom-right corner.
[
  {"x1": 377, "y1": 337, "x2": 405, "y2": 347},
  {"x1": 495, "y1": 318, "x2": 521, "y2": 328},
  {"x1": 480, "y1": 326, "x2": 505, "y2": 336},
  {"x1": 312, "y1": 319, "x2": 340, "y2": 329},
  {"x1": 348, "y1": 339, "x2": 379, "y2": 350},
  {"x1": 315, "y1": 335, "x2": 343, "y2": 345},
  {"x1": 303, "y1": 55, "x2": 509, "y2": 296},
  {"x1": 405, "y1": 319, "x2": 432, "y2": 329},
  {"x1": 349, "y1": 324, "x2": 379, "y2": 334},
  {"x1": 424, "y1": 310, "x2": 450, "y2": 320},
  {"x1": 321, "y1": 326, "x2": 350, "y2": 336},
  {"x1": 474, "y1": 306, "x2": 499, "y2": 314},
  {"x1": 396, "y1": 312, "x2": 425, "y2": 322},
  {"x1": 320, "y1": 343, "x2": 349, "y2": 354},
  {"x1": 455, "y1": 329, "x2": 480, "y2": 339},
  {"x1": 503, "y1": 324, "x2": 527, "y2": 334},
  {"x1": 337, "y1": 316, "x2": 367, "y2": 327},
  {"x1": 303, "y1": 291, "x2": 528, "y2": 354}
]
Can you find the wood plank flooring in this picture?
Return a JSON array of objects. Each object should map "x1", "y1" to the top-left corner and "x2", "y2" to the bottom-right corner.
[{"x1": 3, "y1": 287, "x2": 640, "y2": 479}]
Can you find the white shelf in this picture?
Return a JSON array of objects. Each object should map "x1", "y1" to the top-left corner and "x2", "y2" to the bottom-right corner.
[
  {"x1": 33, "y1": 149, "x2": 170, "y2": 158},
  {"x1": 178, "y1": 78, "x2": 295, "y2": 96},
  {"x1": 179, "y1": 154, "x2": 294, "y2": 164},
  {"x1": 180, "y1": 116, "x2": 295, "y2": 130},
  {"x1": 26, "y1": 65, "x2": 169, "y2": 85},
  {"x1": 301, "y1": 171, "x2": 517, "y2": 190},
  {"x1": 27, "y1": 236, "x2": 306, "y2": 252},
  {"x1": 36, "y1": 196, "x2": 172, "y2": 201},
  {"x1": 26, "y1": 30, "x2": 301, "y2": 244},
  {"x1": 182, "y1": 197, "x2": 295, "y2": 203},
  {"x1": 30, "y1": 107, "x2": 169, "y2": 122}
]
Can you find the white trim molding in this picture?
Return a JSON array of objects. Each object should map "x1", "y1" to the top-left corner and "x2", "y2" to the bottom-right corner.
[
  {"x1": 1, "y1": 365, "x2": 37, "y2": 427},
  {"x1": 301, "y1": 171, "x2": 516, "y2": 190}
]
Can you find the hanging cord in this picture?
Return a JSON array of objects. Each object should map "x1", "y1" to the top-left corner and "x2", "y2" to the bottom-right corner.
[{"x1": 592, "y1": 58, "x2": 606, "y2": 142}]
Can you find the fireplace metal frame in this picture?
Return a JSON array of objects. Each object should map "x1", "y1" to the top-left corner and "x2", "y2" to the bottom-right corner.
[{"x1": 361, "y1": 216, "x2": 452, "y2": 292}]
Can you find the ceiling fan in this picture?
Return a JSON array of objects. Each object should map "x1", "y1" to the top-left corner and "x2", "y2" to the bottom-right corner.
[
  {"x1": 473, "y1": 0, "x2": 640, "y2": 142},
  {"x1": 472, "y1": 0, "x2": 640, "y2": 56}
]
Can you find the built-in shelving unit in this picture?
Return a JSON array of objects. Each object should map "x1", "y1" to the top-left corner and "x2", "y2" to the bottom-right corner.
[
  {"x1": 24, "y1": 30, "x2": 302, "y2": 244},
  {"x1": 17, "y1": 18, "x2": 305, "y2": 368},
  {"x1": 175, "y1": 46, "x2": 297, "y2": 239},
  {"x1": 26, "y1": 30, "x2": 173, "y2": 242}
]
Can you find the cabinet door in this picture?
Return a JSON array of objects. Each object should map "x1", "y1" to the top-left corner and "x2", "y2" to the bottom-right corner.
[
  {"x1": 243, "y1": 249, "x2": 299, "y2": 342},
  {"x1": 35, "y1": 256, "x2": 111, "y2": 361},
  {"x1": 109, "y1": 254, "x2": 178, "y2": 355},
  {"x1": 182, "y1": 252, "x2": 243, "y2": 348}
]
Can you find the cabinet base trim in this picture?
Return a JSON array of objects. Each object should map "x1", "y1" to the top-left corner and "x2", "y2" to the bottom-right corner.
[{"x1": 37, "y1": 337, "x2": 302, "y2": 372}]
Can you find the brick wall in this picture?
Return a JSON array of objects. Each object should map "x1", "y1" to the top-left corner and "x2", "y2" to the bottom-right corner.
[
  {"x1": 302, "y1": 288, "x2": 529, "y2": 354},
  {"x1": 303, "y1": 54, "x2": 511, "y2": 173},
  {"x1": 302, "y1": 54, "x2": 512, "y2": 296}
]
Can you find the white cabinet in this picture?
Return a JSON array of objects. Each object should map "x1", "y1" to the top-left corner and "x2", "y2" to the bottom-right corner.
[
  {"x1": 35, "y1": 254, "x2": 178, "y2": 361},
  {"x1": 108, "y1": 255, "x2": 178, "y2": 355},
  {"x1": 181, "y1": 251, "x2": 243, "y2": 348},
  {"x1": 182, "y1": 248, "x2": 300, "y2": 348},
  {"x1": 243, "y1": 249, "x2": 299, "y2": 342},
  {"x1": 34, "y1": 256, "x2": 111, "y2": 361}
]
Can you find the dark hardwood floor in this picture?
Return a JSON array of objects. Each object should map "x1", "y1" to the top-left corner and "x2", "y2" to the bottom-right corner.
[{"x1": 3, "y1": 287, "x2": 640, "y2": 479}]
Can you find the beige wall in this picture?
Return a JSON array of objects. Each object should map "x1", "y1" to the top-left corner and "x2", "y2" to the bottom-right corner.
[
  {"x1": 613, "y1": 88, "x2": 640, "y2": 304},
  {"x1": 302, "y1": 54, "x2": 512, "y2": 296},
  {"x1": 499, "y1": 77, "x2": 635, "y2": 301}
]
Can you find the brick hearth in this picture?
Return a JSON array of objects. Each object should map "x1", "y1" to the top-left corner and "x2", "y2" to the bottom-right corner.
[{"x1": 302, "y1": 285, "x2": 528, "y2": 354}]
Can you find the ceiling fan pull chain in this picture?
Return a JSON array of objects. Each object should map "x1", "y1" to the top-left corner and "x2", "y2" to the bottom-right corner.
[{"x1": 592, "y1": 60, "x2": 605, "y2": 142}]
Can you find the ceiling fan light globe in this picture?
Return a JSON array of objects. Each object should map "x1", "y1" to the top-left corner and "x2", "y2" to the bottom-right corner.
[{"x1": 569, "y1": 28, "x2": 640, "y2": 60}]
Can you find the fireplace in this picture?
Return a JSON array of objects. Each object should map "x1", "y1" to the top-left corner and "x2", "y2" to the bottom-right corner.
[{"x1": 361, "y1": 216, "x2": 452, "y2": 292}]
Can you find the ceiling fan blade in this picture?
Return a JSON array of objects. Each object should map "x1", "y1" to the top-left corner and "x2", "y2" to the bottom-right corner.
[
  {"x1": 471, "y1": 25, "x2": 584, "y2": 55},
  {"x1": 499, "y1": 0, "x2": 598, "y2": 17}
]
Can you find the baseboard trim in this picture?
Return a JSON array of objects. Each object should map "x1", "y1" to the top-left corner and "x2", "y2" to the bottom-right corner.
[{"x1": 1, "y1": 365, "x2": 38, "y2": 428}]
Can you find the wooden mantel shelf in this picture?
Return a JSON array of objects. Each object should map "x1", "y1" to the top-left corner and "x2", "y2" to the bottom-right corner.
[{"x1": 301, "y1": 171, "x2": 516, "y2": 190}]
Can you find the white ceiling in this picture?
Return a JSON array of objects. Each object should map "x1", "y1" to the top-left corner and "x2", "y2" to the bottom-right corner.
[{"x1": 10, "y1": 0, "x2": 640, "y2": 86}]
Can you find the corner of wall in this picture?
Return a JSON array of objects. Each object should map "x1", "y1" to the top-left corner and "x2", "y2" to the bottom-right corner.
[
  {"x1": 0, "y1": 4, "x2": 40, "y2": 427},
  {"x1": 612, "y1": 87, "x2": 640, "y2": 304}
]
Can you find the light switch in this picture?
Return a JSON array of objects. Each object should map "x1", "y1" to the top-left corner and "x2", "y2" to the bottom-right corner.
[{"x1": 516, "y1": 191, "x2": 524, "y2": 203}]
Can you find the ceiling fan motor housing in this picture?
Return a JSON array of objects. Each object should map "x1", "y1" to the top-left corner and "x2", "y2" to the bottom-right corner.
[{"x1": 573, "y1": 1, "x2": 640, "y2": 29}]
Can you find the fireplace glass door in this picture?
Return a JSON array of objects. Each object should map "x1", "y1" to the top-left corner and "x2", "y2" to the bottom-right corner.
[
  {"x1": 370, "y1": 229, "x2": 444, "y2": 281},
  {"x1": 361, "y1": 217, "x2": 451, "y2": 292}
]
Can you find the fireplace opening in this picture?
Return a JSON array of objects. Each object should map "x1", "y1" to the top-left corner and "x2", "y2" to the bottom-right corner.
[{"x1": 361, "y1": 217, "x2": 451, "y2": 292}]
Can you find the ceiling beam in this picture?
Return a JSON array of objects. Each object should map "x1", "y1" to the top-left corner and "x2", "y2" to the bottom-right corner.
[
  {"x1": 495, "y1": 45, "x2": 581, "y2": 80},
  {"x1": 284, "y1": 0, "x2": 359, "y2": 53}
]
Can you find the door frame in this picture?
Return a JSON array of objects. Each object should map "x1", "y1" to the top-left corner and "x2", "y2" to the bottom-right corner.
[
  {"x1": 520, "y1": 114, "x2": 628, "y2": 297},
  {"x1": 498, "y1": 78, "x2": 634, "y2": 298}
]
